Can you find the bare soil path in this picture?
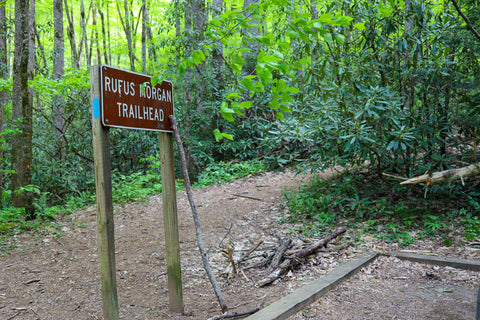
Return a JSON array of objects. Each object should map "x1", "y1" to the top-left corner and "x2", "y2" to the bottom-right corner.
[{"x1": 0, "y1": 170, "x2": 479, "y2": 320}]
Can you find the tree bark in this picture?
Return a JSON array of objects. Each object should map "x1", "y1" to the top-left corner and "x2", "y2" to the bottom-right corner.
[
  {"x1": 141, "y1": 0, "x2": 147, "y2": 73},
  {"x1": 64, "y1": 0, "x2": 79, "y2": 68},
  {"x1": 91, "y1": 1, "x2": 101, "y2": 65},
  {"x1": 450, "y1": 0, "x2": 480, "y2": 42},
  {"x1": 400, "y1": 163, "x2": 480, "y2": 186},
  {"x1": 242, "y1": 0, "x2": 260, "y2": 77},
  {"x1": 53, "y1": 0, "x2": 65, "y2": 159},
  {"x1": 12, "y1": 0, "x2": 35, "y2": 219},
  {"x1": 0, "y1": 0, "x2": 7, "y2": 203},
  {"x1": 80, "y1": 0, "x2": 90, "y2": 66},
  {"x1": 117, "y1": 0, "x2": 135, "y2": 71},
  {"x1": 97, "y1": 9, "x2": 109, "y2": 65},
  {"x1": 212, "y1": 0, "x2": 223, "y2": 100}
]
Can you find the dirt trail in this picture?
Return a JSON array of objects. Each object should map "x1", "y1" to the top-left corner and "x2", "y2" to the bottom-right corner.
[{"x1": 0, "y1": 170, "x2": 478, "y2": 320}]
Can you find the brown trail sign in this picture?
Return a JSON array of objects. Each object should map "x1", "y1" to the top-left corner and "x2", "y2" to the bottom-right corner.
[
  {"x1": 90, "y1": 65, "x2": 183, "y2": 320},
  {"x1": 99, "y1": 65, "x2": 174, "y2": 132}
]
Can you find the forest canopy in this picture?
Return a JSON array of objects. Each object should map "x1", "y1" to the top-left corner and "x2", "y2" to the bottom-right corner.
[{"x1": 0, "y1": 0, "x2": 479, "y2": 219}]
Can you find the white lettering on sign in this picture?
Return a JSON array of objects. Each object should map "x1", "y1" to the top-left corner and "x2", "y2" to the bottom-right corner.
[
  {"x1": 116, "y1": 102, "x2": 164, "y2": 121},
  {"x1": 140, "y1": 83, "x2": 172, "y2": 102},
  {"x1": 104, "y1": 76, "x2": 136, "y2": 98}
]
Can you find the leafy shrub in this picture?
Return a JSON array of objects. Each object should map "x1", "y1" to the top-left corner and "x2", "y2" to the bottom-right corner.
[
  {"x1": 195, "y1": 160, "x2": 267, "y2": 188},
  {"x1": 282, "y1": 169, "x2": 480, "y2": 244}
]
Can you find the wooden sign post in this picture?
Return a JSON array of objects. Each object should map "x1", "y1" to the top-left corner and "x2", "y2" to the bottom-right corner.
[{"x1": 90, "y1": 65, "x2": 183, "y2": 319}]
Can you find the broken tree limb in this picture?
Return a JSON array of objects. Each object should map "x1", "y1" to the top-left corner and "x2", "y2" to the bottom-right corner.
[
  {"x1": 286, "y1": 228, "x2": 346, "y2": 258},
  {"x1": 169, "y1": 115, "x2": 228, "y2": 313},
  {"x1": 265, "y1": 238, "x2": 291, "y2": 276},
  {"x1": 206, "y1": 307, "x2": 260, "y2": 320},
  {"x1": 258, "y1": 228, "x2": 346, "y2": 287},
  {"x1": 399, "y1": 162, "x2": 480, "y2": 186}
]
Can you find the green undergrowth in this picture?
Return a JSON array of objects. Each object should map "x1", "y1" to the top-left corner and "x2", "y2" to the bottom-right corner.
[
  {"x1": 282, "y1": 169, "x2": 480, "y2": 247},
  {"x1": 194, "y1": 159, "x2": 267, "y2": 188},
  {"x1": 0, "y1": 159, "x2": 267, "y2": 255}
]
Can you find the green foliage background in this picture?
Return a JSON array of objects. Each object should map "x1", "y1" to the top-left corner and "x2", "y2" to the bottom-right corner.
[{"x1": 0, "y1": 0, "x2": 479, "y2": 243}]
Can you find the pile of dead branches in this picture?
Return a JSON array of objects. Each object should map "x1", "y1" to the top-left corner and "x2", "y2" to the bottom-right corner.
[{"x1": 222, "y1": 228, "x2": 347, "y2": 287}]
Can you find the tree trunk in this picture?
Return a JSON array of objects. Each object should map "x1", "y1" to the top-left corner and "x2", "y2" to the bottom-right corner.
[
  {"x1": 12, "y1": 0, "x2": 35, "y2": 219},
  {"x1": 98, "y1": 9, "x2": 109, "y2": 65},
  {"x1": 91, "y1": 1, "x2": 101, "y2": 65},
  {"x1": 400, "y1": 163, "x2": 480, "y2": 186},
  {"x1": 53, "y1": 0, "x2": 65, "y2": 159},
  {"x1": 0, "y1": 0, "x2": 7, "y2": 203},
  {"x1": 117, "y1": 0, "x2": 135, "y2": 71},
  {"x1": 141, "y1": 0, "x2": 147, "y2": 73},
  {"x1": 80, "y1": 0, "x2": 90, "y2": 66},
  {"x1": 242, "y1": 0, "x2": 260, "y2": 77},
  {"x1": 64, "y1": 0, "x2": 79, "y2": 68}
]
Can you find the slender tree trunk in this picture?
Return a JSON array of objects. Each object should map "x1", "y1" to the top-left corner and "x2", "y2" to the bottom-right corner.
[
  {"x1": 12, "y1": 0, "x2": 35, "y2": 219},
  {"x1": 98, "y1": 9, "x2": 109, "y2": 65},
  {"x1": 183, "y1": 0, "x2": 194, "y2": 173},
  {"x1": 192, "y1": 0, "x2": 206, "y2": 114},
  {"x1": 117, "y1": 0, "x2": 135, "y2": 71},
  {"x1": 242, "y1": 0, "x2": 260, "y2": 77},
  {"x1": 53, "y1": 0, "x2": 65, "y2": 159},
  {"x1": 142, "y1": 0, "x2": 147, "y2": 73},
  {"x1": 0, "y1": 0, "x2": 7, "y2": 203},
  {"x1": 64, "y1": 0, "x2": 79, "y2": 68},
  {"x1": 212, "y1": 0, "x2": 223, "y2": 98},
  {"x1": 92, "y1": 1, "x2": 101, "y2": 64},
  {"x1": 80, "y1": 0, "x2": 91, "y2": 66},
  {"x1": 144, "y1": 1, "x2": 156, "y2": 64}
]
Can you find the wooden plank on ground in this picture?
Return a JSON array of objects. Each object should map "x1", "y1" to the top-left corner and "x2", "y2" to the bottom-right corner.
[
  {"x1": 245, "y1": 252, "x2": 379, "y2": 320},
  {"x1": 385, "y1": 252, "x2": 480, "y2": 271}
]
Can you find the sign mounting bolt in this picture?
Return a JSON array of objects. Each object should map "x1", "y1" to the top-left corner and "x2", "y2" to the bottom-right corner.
[{"x1": 105, "y1": 119, "x2": 109, "y2": 124}]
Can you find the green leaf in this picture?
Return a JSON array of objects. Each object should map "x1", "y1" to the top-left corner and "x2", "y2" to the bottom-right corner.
[
  {"x1": 332, "y1": 16, "x2": 353, "y2": 26},
  {"x1": 318, "y1": 13, "x2": 334, "y2": 24},
  {"x1": 239, "y1": 101, "x2": 253, "y2": 109},
  {"x1": 269, "y1": 98, "x2": 279, "y2": 110},
  {"x1": 324, "y1": 33, "x2": 333, "y2": 43},
  {"x1": 275, "y1": 112, "x2": 285, "y2": 120},
  {"x1": 286, "y1": 30, "x2": 299, "y2": 39},
  {"x1": 335, "y1": 34, "x2": 345, "y2": 44},
  {"x1": 225, "y1": 92, "x2": 241, "y2": 100},
  {"x1": 192, "y1": 50, "x2": 206, "y2": 65},
  {"x1": 213, "y1": 129, "x2": 234, "y2": 142},
  {"x1": 213, "y1": 129, "x2": 223, "y2": 142},
  {"x1": 378, "y1": 2, "x2": 392, "y2": 17},
  {"x1": 256, "y1": 65, "x2": 273, "y2": 84},
  {"x1": 221, "y1": 132, "x2": 234, "y2": 140},
  {"x1": 178, "y1": 62, "x2": 186, "y2": 75},
  {"x1": 354, "y1": 22, "x2": 366, "y2": 31},
  {"x1": 279, "y1": 104, "x2": 291, "y2": 113},
  {"x1": 313, "y1": 22, "x2": 323, "y2": 30},
  {"x1": 286, "y1": 86, "x2": 300, "y2": 94},
  {"x1": 220, "y1": 102, "x2": 235, "y2": 122},
  {"x1": 241, "y1": 77, "x2": 256, "y2": 92}
]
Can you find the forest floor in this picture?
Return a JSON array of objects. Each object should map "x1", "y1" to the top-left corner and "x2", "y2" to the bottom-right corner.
[{"x1": 0, "y1": 170, "x2": 479, "y2": 320}]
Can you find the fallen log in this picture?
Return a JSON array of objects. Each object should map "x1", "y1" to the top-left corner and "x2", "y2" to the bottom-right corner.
[
  {"x1": 399, "y1": 162, "x2": 480, "y2": 186},
  {"x1": 264, "y1": 238, "x2": 291, "y2": 276},
  {"x1": 258, "y1": 228, "x2": 346, "y2": 287}
]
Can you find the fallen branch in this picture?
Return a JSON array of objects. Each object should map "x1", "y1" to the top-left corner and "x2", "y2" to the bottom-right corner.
[
  {"x1": 258, "y1": 228, "x2": 346, "y2": 287},
  {"x1": 169, "y1": 115, "x2": 228, "y2": 313},
  {"x1": 237, "y1": 240, "x2": 263, "y2": 266},
  {"x1": 207, "y1": 307, "x2": 260, "y2": 320},
  {"x1": 399, "y1": 162, "x2": 480, "y2": 186},
  {"x1": 264, "y1": 238, "x2": 291, "y2": 275}
]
